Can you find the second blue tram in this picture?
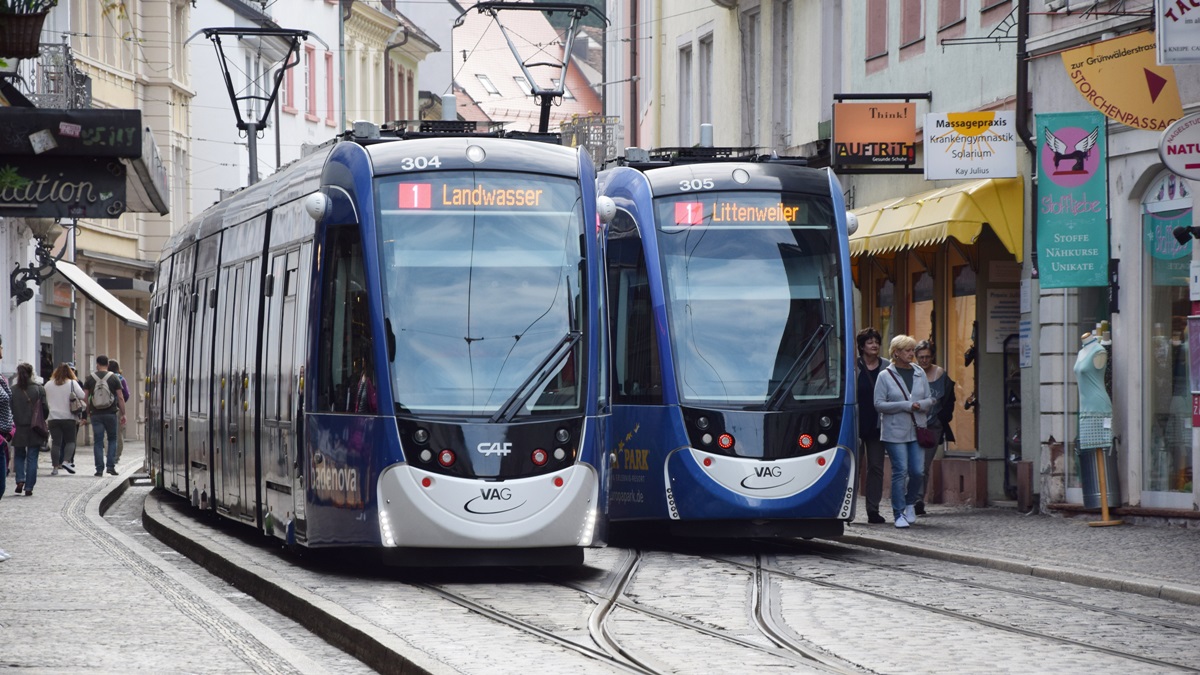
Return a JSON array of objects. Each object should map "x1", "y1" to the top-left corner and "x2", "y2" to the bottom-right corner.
[
  {"x1": 147, "y1": 122, "x2": 611, "y2": 565},
  {"x1": 599, "y1": 148, "x2": 858, "y2": 539}
]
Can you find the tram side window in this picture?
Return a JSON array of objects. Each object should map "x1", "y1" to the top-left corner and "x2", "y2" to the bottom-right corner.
[
  {"x1": 606, "y1": 211, "x2": 662, "y2": 405},
  {"x1": 317, "y1": 226, "x2": 376, "y2": 413}
]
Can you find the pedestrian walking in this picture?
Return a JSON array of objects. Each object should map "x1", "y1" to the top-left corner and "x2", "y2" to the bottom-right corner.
[
  {"x1": 83, "y1": 355, "x2": 126, "y2": 477},
  {"x1": 914, "y1": 340, "x2": 955, "y2": 516},
  {"x1": 874, "y1": 335, "x2": 935, "y2": 529},
  {"x1": 855, "y1": 327, "x2": 890, "y2": 524},
  {"x1": 10, "y1": 362, "x2": 49, "y2": 496},
  {"x1": 45, "y1": 362, "x2": 86, "y2": 475},
  {"x1": 107, "y1": 359, "x2": 130, "y2": 462},
  {"x1": 0, "y1": 337, "x2": 12, "y2": 561}
]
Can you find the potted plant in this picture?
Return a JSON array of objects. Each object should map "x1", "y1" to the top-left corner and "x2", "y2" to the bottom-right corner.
[{"x1": 0, "y1": 0, "x2": 58, "y2": 59}]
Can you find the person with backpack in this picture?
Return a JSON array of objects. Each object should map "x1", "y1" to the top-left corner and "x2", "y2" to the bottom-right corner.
[
  {"x1": 107, "y1": 359, "x2": 130, "y2": 461},
  {"x1": 83, "y1": 355, "x2": 126, "y2": 477}
]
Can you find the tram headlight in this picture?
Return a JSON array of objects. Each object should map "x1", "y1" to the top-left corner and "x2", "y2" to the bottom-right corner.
[
  {"x1": 419, "y1": 449, "x2": 432, "y2": 463},
  {"x1": 413, "y1": 428, "x2": 429, "y2": 444},
  {"x1": 819, "y1": 416, "x2": 833, "y2": 429},
  {"x1": 555, "y1": 428, "x2": 570, "y2": 444},
  {"x1": 695, "y1": 416, "x2": 710, "y2": 431}
]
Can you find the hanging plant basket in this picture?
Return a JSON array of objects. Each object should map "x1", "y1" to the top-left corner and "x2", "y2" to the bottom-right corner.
[{"x1": 0, "y1": 10, "x2": 50, "y2": 59}]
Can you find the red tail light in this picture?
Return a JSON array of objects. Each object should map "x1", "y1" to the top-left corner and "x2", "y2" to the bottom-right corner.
[
  {"x1": 532, "y1": 448, "x2": 548, "y2": 466},
  {"x1": 718, "y1": 433, "x2": 734, "y2": 449},
  {"x1": 438, "y1": 449, "x2": 456, "y2": 467},
  {"x1": 798, "y1": 434, "x2": 814, "y2": 449}
]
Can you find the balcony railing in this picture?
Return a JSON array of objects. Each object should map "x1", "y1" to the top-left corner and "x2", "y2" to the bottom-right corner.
[{"x1": 4, "y1": 40, "x2": 91, "y2": 109}]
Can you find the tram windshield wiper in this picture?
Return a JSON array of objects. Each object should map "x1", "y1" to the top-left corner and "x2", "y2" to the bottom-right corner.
[
  {"x1": 764, "y1": 323, "x2": 832, "y2": 411},
  {"x1": 489, "y1": 331, "x2": 581, "y2": 423}
]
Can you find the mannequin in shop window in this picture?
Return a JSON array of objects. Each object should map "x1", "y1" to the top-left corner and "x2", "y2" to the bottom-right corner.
[{"x1": 1074, "y1": 332, "x2": 1112, "y2": 452}]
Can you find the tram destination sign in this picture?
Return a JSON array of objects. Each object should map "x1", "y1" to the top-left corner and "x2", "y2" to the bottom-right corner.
[
  {"x1": 396, "y1": 182, "x2": 545, "y2": 209},
  {"x1": 0, "y1": 156, "x2": 128, "y2": 219}
]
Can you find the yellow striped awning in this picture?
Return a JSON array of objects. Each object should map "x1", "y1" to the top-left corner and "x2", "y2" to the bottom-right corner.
[{"x1": 849, "y1": 177, "x2": 1024, "y2": 262}]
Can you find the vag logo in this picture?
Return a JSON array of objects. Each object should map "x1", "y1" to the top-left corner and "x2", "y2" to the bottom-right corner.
[
  {"x1": 477, "y1": 442, "x2": 513, "y2": 456},
  {"x1": 480, "y1": 487, "x2": 512, "y2": 500},
  {"x1": 754, "y1": 466, "x2": 782, "y2": 478}
]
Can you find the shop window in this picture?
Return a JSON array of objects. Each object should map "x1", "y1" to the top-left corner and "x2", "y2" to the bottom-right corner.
[
  {"x1": 872, "y1": 275, "x2": 895, "y2": 348},
  {"x1": 1142, "y1": 173, "x2": 1193, "y2": 496},
  {"x1": 945, "y1": 254, "x2": 976, "y2": 453},
  {"x1": 908, "y1": 264, "x2": 934, "y2": 343}
]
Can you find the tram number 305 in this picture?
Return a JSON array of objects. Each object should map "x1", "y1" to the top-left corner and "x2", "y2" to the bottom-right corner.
[{"x1": 679, "y1": 178, "x2": 715, "y2": 191}]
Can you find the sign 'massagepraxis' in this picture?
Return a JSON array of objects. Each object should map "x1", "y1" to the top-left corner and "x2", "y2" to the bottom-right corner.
[{"x1": 924, "y1": 112, "x2": 1018, "y2": 180}]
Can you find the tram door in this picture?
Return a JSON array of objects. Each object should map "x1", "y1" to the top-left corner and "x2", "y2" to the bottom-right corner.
[
  {"x1": 146, "y1": 260, "x2": 171, "y2": 485},
  {"x1": 261, "y1": 245, "x2": 307, "y2": 534},
  {"x1": 188, "y1": 235, "x2": 219, "y2": 507},
  {"x1": 163, "y1": 245, "x2": 194, "y2": 492}
]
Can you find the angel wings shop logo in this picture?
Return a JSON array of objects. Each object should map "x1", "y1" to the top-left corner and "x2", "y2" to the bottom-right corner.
[{"x1": 1042, "y1": 126, "x2": 1100, "y2": 187}]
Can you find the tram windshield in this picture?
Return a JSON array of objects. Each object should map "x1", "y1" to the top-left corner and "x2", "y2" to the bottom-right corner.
[
  {"x1": 375, "y1": 171, "x2": 586, "y2": 417},
  {"x1": 652, "y1": 190, "x2": 844, "y2": 408}
]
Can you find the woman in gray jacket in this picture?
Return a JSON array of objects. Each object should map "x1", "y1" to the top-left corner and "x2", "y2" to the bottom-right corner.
[{"x1": 873, "y1": 335, "x2": 936, "y2": 528}]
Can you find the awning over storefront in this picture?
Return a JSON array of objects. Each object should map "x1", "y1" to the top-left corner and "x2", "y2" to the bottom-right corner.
[
  {"x1": 850, "y1": 177, "x2": 1024, "y2": 262},
  {"x1": 54, "y1": 260, "x2": 149, "y2": 330}
]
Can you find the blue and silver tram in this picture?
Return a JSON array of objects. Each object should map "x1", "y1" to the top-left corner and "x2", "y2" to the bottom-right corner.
[
  {"x1": 598, "y1": 149, "x2": 858, "y2": 539},
  {"x1": 147, "y1": 122, "x2": 612, "y2": 565}
]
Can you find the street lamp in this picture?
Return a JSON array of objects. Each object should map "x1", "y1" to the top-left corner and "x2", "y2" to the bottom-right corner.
[{"x1": 10, "y1": 217, "x2": 69, "y2": 305}]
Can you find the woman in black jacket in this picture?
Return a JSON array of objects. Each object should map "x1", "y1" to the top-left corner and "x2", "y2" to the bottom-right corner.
[{"x1": 10, "y1": 363, "x2": 49, "y2": 497}]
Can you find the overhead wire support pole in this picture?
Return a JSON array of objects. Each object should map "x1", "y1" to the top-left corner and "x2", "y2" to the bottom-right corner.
[{"x1": 186, "y1": 27, "x2": 324, "y2": 184}]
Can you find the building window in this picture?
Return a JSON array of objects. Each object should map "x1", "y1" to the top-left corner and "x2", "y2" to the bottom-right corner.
[
  {"x1": 698, "y1": 34, "x2": 713, "y2": 126},
  {"x1": 476, "y1": 74, "x2": 501, "y2": 97},
  {"x1": 283, "y1": 53, "x2": 296, "y2": 114},
  {"x1": 1141, "y1": 172, "x2": 1193, "y2": 498},
  {"x1": 866, "y1": 0, "x2": 888, "y2": 61},
  {"x1": 938, "y1": 0, "x2": 964, "y2": 30},
  {"x1": 901, "y1": 0, "x2": 924, "y2": 48},
  {"x1": 407, "y1": 72, "x2": 415, "y2": 120},
  {"x1": 551, "y1": 79, "x2": 575, "y2": 100},
  {"x1": 305, "y1": 45, "x2": 317, "y2": 122},
  {"x1": 678, "y1": 45, "x2": 693, "y2": 147},
  {"x1": 326, "y1": 52, "x2": 336, "y2": 126},
  {"x1": 514, "y1": 76, "x2": 531, "y2": 96},
  {"x1": 740, "y1": 9, "x2": 760, "y2": 147},
  {"x1": 772, "y1": 0, "x2": 792, "y2": 151}
]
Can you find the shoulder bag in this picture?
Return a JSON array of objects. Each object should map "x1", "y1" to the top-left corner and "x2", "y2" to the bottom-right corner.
[
  {"x1": 24, "y1": 387, "x2": 49, "y2": 439},
  {"x1": 69, "y1": 382, "x2": 85, "y2": 415},
  {"x1": 886, "y1": 369, "x2": 937, "y2": 449}
]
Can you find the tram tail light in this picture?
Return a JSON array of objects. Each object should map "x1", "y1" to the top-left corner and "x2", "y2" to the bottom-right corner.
[
  {"x1": 798, "y1": 434, "x2": 814, "y2": 449},
  {"x1": 532, "y1": 448, "x2": 548, "y2": 466},
  {"x1": 717, "y1": 433, "x2": 734, "y2": 449},
  {"x1": 438, "y1": 449, "x2": 456, "y2": 467}
]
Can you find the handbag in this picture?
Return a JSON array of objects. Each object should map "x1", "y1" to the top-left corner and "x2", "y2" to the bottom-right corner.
[
  {"x1": 24, "y1": 388, "x2": 49, "y2": 439},
  {"x1": 69, "y1": 384, "x2": 85, "y2": 414},
  {"x1": 886, "y1": 369, "x2": 937, "y2": 449}
]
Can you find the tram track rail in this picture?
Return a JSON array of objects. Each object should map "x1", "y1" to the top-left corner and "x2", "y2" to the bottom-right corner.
[{"x1": 705, "y1": 545, "x2": 1200, "y2": 673}]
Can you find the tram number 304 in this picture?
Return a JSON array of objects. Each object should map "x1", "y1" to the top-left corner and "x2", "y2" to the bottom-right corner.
[
  {"x1": 678, "y1": 178, "x2": 715, "y2": 191},
  {"x1": 398, "y1": 155, "x2": 442, "y2": 171}
]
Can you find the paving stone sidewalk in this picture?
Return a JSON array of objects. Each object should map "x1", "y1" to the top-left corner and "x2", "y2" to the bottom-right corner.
[{"x1": 839, "y1": 499, "x2": 1200, "y2": 605}]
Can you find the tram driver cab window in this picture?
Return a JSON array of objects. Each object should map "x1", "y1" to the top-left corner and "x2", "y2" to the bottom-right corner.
[{"x1": 318, "y1": 226, "x2": 377, "y2": 413}]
